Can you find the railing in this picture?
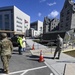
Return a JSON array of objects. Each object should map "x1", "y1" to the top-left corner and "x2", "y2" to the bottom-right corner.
[{"x1": 32, "y1": 40, "x2": 75, "y2": 53}]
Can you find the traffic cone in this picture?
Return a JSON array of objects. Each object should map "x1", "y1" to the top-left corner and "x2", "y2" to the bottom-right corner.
[
  {"x1": 39, "y1": 50, "x2": 44, "y2": 62},
  {"x1": 32, "y1": 44, "x2": 35, "y2": 50}
]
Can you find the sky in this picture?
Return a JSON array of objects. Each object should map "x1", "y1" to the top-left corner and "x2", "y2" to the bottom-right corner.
[{"x1": 0, "y1": 0, "x2": 75, "y2": 23}]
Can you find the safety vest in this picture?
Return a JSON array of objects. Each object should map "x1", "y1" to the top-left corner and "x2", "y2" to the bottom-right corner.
[{"x1": 17, "y1": 36, "x2": 23, "y2": 47}]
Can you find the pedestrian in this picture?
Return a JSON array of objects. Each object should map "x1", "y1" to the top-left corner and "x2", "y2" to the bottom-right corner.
[
  {"x1": 53, "y1": 34, "x2": 63, "y2": 59},
  {"x1": 0, "y1": 33, "x2": 13, "y2": 74},
  {"x1": 22, "y1": 35, "x2": 26, "y2": 52},
  {"x1": 17, "y1": 35, "x2": 23, "y2": 55}
]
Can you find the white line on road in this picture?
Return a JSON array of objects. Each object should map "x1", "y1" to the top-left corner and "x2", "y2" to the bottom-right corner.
[
  {"x1": 21, "y1": 66, "x2": 47, "y2": 75},
  {"x1": 44, "y1": 61, "x2": 60, "y2": 75},
  {"x1": 20, "y1": 70, "x2": 28, "y2": 75},
  {"x1": 1, "y1": 66, "x2": 47, "y2": 75}
]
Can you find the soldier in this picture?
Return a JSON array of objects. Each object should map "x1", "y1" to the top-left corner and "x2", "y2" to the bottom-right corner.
[
  {"x1": 53, "y1": 34, "x2": 63, "y2": 59},
  {"x1": 0, "y1": 33, "x2": 13, "y2": 74}
]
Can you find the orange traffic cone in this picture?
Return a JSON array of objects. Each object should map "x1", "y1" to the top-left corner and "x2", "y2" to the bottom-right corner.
[
  {"x1": 39, "y1": 50, "x2": 44, "y2": 62},
  {"x1": 32, "y1": 44, "x2": 35, "y2": 50}
]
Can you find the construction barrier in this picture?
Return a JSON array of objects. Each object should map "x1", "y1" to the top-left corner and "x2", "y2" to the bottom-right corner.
[
  {"x1": 32, "y1": 44, "x2": 35, "y2": 50},
  {"x1": 39, "y1": 50, "x2": 44, "y2": 62}
]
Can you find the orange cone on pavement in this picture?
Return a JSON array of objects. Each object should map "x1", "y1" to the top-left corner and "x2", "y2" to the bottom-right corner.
[
  {"x1": 32, "y1": 44, "x2": 35, "y2": 50},
  {"x1": 39, "y1": 50, "x2": 44, "y2": 62}
]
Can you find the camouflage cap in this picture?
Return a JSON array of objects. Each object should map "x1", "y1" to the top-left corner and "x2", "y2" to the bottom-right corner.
[{"x1": 1, "y1": 33, "x2": 7, "y2": 38}]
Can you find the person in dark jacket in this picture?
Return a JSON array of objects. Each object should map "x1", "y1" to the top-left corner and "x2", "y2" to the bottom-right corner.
[
  {"x1": 0, "y1": 33, "x2": 13, "y2": 74},
  {"x1": 53, "y1": 34, "x2": 63, "y2": 59}
]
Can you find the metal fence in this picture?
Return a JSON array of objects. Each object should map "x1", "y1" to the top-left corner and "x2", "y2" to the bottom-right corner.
[{"x1": 32, "y1": 40, "x2": 75, "y2": 53}]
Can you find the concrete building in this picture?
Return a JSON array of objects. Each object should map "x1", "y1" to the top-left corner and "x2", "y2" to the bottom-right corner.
[
  {"x1": 30, "y1": 20, "x2": 43, "y2": 37},
  {"x1": 0, "y1": 6, "x2": 30, "y2": 36},
  {"x1": 49, "y1": 18, "x2": 59, "y2": 31},
  {"x1": 43, "y1": 17, "x2": 59, "y2": 34},
  {"x1": 60, "y1": 0, "x2": 75, "y2": 31},
  {"x1": 43, "y1": 17, "x2": 50, "y2": 33},
  {"x1": 42, "y1": 0, "x2": 75, "y2": 41},
  {"x1": 28, "y1": 28, "x2": 39, "y2": 37}
]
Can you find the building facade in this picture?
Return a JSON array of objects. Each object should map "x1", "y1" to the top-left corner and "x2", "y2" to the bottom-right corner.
[
  {"x1": 30, "y1": 20, "x2": 43, "y2": 37},
  {"x1": 43, "y1": 17, "x2": 59, "y2": 34},
  {"x1": 0, "y1": 6, "x2": 30, "y2": 36},
  {"x1": 42, "y1": 0, "x2": 75, "y2": 41},
  {"x1": 49, "y1": 18, "x2": 59, "y2": 31},
  {"x1": 59, "y1": 0, "x2": 75, "y2": 31},
  {"x1": 43, "y1": 17, "x2": 50, "y2": 33}
]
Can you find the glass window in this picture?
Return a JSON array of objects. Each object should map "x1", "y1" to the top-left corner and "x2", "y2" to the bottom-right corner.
[
  {"x1": 17, "y1": 25, "x2": 22, "y2": 28},
  {"x1": 16, "y1": 16, "x2": 22, "y2": 21},
  {"x1": 61, "y1": 13, "x2": 64, "y2": 17},
  {"x1": 66, "y1": 16, "x2": 69, "y2": 21},
  {"x1": 17, "y1": 29, "x2": 22, "y2": 31},
  {"x1": 65, "y1": 4, "x2": 67, "y2": 8},
  {"x1": 4, "y1": 14, "x2": 9, "y2": 30},
  {"x1": 11, "y1": 14, "x2": 14, "y2": 31},
  {"x1": 67, "y1": 10, "x2": 70, "y2": 14},
  {"x1": 0, "y1": 15, "x2": 2, "y2": 29},
  {"x1": 16, "y1": 21, "x2": 22, "y2": 24}
]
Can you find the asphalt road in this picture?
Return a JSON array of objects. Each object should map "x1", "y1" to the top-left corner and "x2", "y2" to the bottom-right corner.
[{"x1": 0, "y1": 47, "x2": 54, "y2": 75}]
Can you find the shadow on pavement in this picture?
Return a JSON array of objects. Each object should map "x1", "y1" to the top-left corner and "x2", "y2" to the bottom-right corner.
[
  {"x1": 26, "y1": 55, "x2": 39, "y2": 61},
  {"x1": 43, "y1": 56, "x2": 54, "y2": 59},
  {"x1": 12, "y1": 49, "x2": 19, "y2": 55},
  {"x1": 0, "y1": 68, "x2": 4, "y2": 73},
  {"x1": 26, "y1": 55, "x2": 39, "y2": 58}
]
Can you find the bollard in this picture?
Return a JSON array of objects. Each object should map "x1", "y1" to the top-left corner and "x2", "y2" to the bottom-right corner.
[{"x1": 63, "y1": 64, "x2": 66, "y2": 75}]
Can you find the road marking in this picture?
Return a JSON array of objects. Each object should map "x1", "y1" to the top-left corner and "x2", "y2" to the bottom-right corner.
[
  {"x1": 21, "y1": 66, "x2": 47, "y2": 75},
  {"x1": 44, "y1": 61, "x2": 60, "y2": 75},
  {"x1": 21, "y1": 70, "x2": 28, "y2": 75},
  {"x1": 1, "y1": 66, "x2": 47, "y2": 75}
]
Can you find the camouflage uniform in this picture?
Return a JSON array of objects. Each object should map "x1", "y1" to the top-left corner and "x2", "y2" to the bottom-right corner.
[{"x1": 0, "y1": 33, "x2": 13, "y2": 74}]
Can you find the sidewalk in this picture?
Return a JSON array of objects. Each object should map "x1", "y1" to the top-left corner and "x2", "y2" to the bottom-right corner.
[{"x1": 26, "y1": 39, "x2": 75, "y2": 75}]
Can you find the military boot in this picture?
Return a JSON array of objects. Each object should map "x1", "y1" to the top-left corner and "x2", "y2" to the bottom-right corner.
[{"x1": 5, "y1": 70, "x2": 9, "y2": 74}]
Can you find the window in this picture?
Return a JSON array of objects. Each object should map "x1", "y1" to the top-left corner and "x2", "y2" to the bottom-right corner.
[
  {"x1": 0, "y1": 15, "x2": 2, "y2": 29},
  {"x1": 61, "y1": 20, "x2": 63, "y2": 22},
  {"x1": 66, "y1": 23, "x2": 68, "y2": 26},
  {"x1": 17, "y1": 29, "x2": 22, "y2": 31},
  {"x1": 67, "y1": 10, "x2": 70, "y2": 14},
  {"x1": 61, "y1": 13, "x2": 64, "y2": 17},
  {"x1": 4, "y1": 14, "x2": 9, "y2": 30},
  {"x1": 17, "y1": 25, "x2": 22, "y2": 28},
  {"x1": 61, "y1": 25, "x2": 63, "y2": 27},
  {"x1": 65, "y1": 4, "x2": 67, "y2": 8},
  {"x1": 16, "y1": 21, "x2": 22, "y2": 24},
  {"x1": 66, "y1": 16, "x2": 69, "y2": 21},
  {"x1": 16, "y1": 16, "x2": 22, "y2": 21},
  {"x1": 11, "y1": 14, "x2": 14, "y2": 31}
]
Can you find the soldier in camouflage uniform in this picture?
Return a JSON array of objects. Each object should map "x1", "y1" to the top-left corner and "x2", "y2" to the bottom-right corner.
[{"x1": 0, "y1": 33, "x2": 13, "y2": 74}]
